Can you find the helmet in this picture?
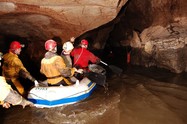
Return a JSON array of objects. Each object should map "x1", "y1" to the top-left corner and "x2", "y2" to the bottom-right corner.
[
  {"x1": 63, "y1": 41, "x2": 74, "y2": 51},
  {"x1": 9, "y1": 41, "x2": 22, "y2": 50},
  {"x1": 81, "y1": 39, "x2": 88, "y2": 45},
  {"x1": 45, "y1": 39, "x2": 57, "y2": 51}
]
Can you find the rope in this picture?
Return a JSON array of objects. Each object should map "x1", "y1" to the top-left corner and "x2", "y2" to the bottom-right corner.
[{"x1": 74, "y1": 47, "x2": 83, "y2": 66}]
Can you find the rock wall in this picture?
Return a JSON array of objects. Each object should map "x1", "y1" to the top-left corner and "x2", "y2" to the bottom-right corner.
[{"x1": 122, "y1": 0, "x2": 187, "y2": 73}]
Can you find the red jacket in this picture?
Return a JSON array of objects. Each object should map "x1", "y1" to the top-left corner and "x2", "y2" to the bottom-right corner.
[{"x1": 71, "y1": 47, "x2": 99, "y2": 68}]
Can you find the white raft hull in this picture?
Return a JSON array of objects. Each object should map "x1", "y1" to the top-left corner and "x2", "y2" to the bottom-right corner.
[{"x1": 27, "y1": 77, "x2": 96, "y2": 108}]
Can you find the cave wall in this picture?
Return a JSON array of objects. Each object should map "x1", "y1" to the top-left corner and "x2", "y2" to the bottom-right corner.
[
  {"x1": 75, "y1": 0, "x2": 187, "y2": 73},
  {"x1": 126, "y1": 0, "x2": 187, "y2": 73},
  {"x1": 90, "y1": 0, "x2": 187, "y2": 73}
]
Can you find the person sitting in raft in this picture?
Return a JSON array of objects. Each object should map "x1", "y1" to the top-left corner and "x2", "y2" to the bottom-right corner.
[
  {"x1": 61, "y1": 40, "x2": 82, "y2": 83},
  {"x1": 40, "y1": 39, "x2": 83, "y2": 86},
  {"x1": 61, "y1": 41, "x2": 74, "y2": 68},
  {"x1": 0, "y1": 76, "x2": 34, "y2": 109},
  {"x1": 2, "y1": 41, "x2": 39, "y2": 96},
  {"x1": 0, "y1": 54, "x2": 33, "y2": 108},
  {"x1": 71, "y1": 39, "x2": 101, "y2": 72},
  {"x1": 61, "y1": 36, "x2": 76, "y2": 68}
]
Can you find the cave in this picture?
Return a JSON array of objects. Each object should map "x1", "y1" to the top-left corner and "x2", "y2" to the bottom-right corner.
[
  {"x1": 0, "y1": 0, "x2": 187, "y2": 124},
  {"x1": 1, "y1": 0, "x2": 187, "y2": 75}
]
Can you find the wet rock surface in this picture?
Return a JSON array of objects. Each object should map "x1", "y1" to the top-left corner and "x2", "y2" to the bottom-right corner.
[{"x1": 130, "y1": 20, "x2": 187, "y2": 73}]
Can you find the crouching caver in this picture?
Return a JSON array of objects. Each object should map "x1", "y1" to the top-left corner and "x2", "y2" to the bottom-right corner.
[{"x1": 0, "y1": 76, "x2": 33, "y2": 109}]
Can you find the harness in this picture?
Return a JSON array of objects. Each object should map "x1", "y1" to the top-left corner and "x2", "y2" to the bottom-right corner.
[{"x1": 46, "y1": 75, "x2": 62, "y2": 79}]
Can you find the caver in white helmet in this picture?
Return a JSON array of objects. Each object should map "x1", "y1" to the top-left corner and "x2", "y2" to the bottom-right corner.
[{"x1": 63, "y1": 41, "x2": 74, "y2": 52}]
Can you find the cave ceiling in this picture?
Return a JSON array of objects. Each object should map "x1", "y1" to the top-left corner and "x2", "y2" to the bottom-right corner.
[{"x1": 0, "y1": 0, "x2": 127, "y2": 42}]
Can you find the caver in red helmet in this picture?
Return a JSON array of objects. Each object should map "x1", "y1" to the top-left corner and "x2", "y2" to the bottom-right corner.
[
  {"x1": 81, "y1": 39, "x2": 88, "y2": 45},
  {"x1": 9, "y1": 41, "x2": 22, "y2": 50},
  {"x1": 45, "y1": 39, "x2": 57, "y2": 51}
]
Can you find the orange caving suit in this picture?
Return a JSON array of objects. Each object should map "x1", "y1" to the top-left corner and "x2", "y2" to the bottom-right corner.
[
  {"x1": 40, "y1": 52, "x2": 75, "y2": 85},
  {"x1": 2, "y1": 52, "x2": 30, "y2": 95}
]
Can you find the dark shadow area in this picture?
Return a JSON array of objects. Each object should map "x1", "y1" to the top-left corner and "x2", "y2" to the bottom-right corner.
[
  {"x1": 0, "y1": 107, "x2": 6, "y2": 124},
  {"x1": 52, "y1": 36, "x2": 63, "y2": 55}
]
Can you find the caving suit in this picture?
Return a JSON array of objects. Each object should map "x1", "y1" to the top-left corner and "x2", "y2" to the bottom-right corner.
[
  {"x1": 2, "y1": 52, "x2": 35, "y2": 95},
  {"x1": 71, "y1": 47, "x2": 100, "y2": 69},
  {"x1": 0, "y1": 76, "x2": 32, "y2": 107},
  {"x1": 40, "y1": 51, "x2": 76, "y2": 86},
  {"x1": 61, "y1": 51, "x2": 72, "y2": 68},
  {"x1": 0, "y1": 76, "x2": 11, "y2": 105}
]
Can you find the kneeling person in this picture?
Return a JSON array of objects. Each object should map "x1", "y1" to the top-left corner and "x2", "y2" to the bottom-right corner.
[{"x1": 0, "y1": 76, "x2": 33, "y2": 109}]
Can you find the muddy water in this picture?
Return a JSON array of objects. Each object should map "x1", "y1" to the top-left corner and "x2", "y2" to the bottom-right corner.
[
  {"x1": 119, "y1": 66, "x2": 187, "y2": 124},
  {"x1": 0, "y1": 66, "x2": 187, "y2": 124}
]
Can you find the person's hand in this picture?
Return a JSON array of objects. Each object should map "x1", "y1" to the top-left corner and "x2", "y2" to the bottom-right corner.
[
  {"x1": 76, "y1": 69, "x2": 83, "y2": 74},
  {"x1": 34, "y1": 80, "x2": 39, "y2": 87},
  {"x1": 70, "y1": 37, "x2": 75, "y2": 43},
  {"x1": 21, "y1": 99, "x2": 34, "y2": 108},
  {"x1": 2, "y1": 102, "x2": 11, "y2": 109},
  {"x1": 96, "y1": 59, "x2": 101, "y2": 64},
  {"x1": 73, "y1": 67, "x2": 77, "y2": 72}
]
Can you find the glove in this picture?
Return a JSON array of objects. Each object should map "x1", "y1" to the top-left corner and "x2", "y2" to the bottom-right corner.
[
  {"x1": 19, "y1": 69, "x2": 36, "y2": 82},
  {"x1": 96, "y1": 59, "x2": 101, "y2": 64},
  {"x1": 34, "y1": 80, "x2": 39, "y2": 87}
]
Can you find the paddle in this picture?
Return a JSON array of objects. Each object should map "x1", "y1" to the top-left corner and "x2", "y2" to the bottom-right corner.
[{"x1": 100, "y1": 61, "x2": 123, "y2": 75}]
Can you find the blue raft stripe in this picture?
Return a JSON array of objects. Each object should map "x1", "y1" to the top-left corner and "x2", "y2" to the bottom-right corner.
[
  {"x1": 87, "y1": 81, "x2": 93, "y2": 87},
  {"x1": 28, "y1": 82, "x2": 96, "y2": 107}
]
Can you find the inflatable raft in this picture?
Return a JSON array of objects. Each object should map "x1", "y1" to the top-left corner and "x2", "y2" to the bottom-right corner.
[{"x1": 27, "y1": 77, "x2": 96, "y2": 108}]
